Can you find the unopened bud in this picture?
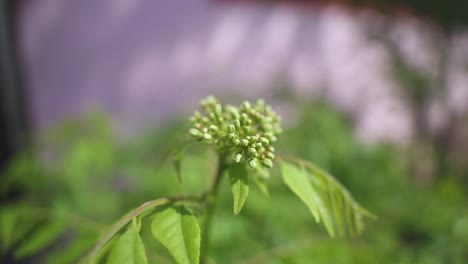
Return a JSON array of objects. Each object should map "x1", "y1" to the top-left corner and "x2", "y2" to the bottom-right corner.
[
  {"x1": 265, "y1": 152, "x2": 275, "y2": 159},
  {"x1": 209, "y1": 125, "x2": 218, "y2": 133},
  {"x1": 215, "y1": 104, "x2": 222, "y2": 115},
  {"x1": 233, "y1": 119, "x2": 241, "y2": 129},
  {"x1": 259, "y1": 137, "x2": 269, "y2": 145},
  {"x1": 189, "y1": 128, "x2": 202, "y2": 137},
  {"x1": 248, "y1": 148, "x2": 257, "y2": 155},
  {"x1": 262, "y1": 158, "x2": 273, "y2": 168},
  {"x1": 235, "y1": 153, "x2": 242, "y2": 163},
  {"x1": 209, "y1": 113, "x2": 217, "y2": 121},
  {"x1": 242, "y1": 101, "x2": 251, "y2": 109}
]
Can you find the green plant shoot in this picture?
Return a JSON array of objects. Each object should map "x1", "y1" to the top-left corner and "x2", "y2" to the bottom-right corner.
[{"x1": 81, "y1": 96, "x2": 374, "y2": 264}]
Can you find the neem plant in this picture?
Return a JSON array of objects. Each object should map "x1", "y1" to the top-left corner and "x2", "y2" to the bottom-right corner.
[{"x1": 82, "y1": 96, "x2": 374, "y2": 264}]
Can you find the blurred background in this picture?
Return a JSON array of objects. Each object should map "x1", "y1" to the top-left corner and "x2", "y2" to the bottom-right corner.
[{"x1": 1, "y1": 0, "x2": 468, "y2": 263}]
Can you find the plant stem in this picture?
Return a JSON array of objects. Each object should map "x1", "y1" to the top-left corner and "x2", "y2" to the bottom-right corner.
[{"x1": 200, "y1": 153, "x2": 228, "y2": 264}]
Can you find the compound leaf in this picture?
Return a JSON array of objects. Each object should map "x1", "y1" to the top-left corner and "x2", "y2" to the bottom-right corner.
[
  {"x1": 279, "y1": 158, "x2": 375, "y2": 237},
  {"x1": 151, "y1": 205, "x2": 200, "y2": 264}
]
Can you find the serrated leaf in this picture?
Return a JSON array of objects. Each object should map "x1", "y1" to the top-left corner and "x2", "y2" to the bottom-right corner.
[
  {"x1": 107, "y1": 217, "x2": 147, "y2": 264},
  {"x1": 280, "y1": 161, "x2": 320, "y2": 222},
  {"x1": 308, "y1": 171, "x2": 335, "y2": 237},
  {"x1": 328, "y1": 183, "x2": 345, "y2": 236},
  {"x1": 229, "y1": 163, "x2": 250, "y2": 215},
  {"x1": 15, "y1": 220, "x2": 66, "y2": 258},
  {"x1": 279, "y1": 158, "x2": 375, "y2": 237},
  {"x1": 151, "y1": 206, "x2": 200, "y2": 264},
  {"x1": 172, "y1": 143, "x2": 189, "y2": 182}
]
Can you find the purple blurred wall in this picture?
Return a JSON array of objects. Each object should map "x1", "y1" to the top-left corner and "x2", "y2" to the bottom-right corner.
[{"x1": 17, "y1": 0, "x2": 468, "y2": 142}]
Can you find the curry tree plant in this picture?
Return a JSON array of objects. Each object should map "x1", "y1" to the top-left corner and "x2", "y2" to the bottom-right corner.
[{"x1": 81, "y1": 96, "x2": 374, "y2": 264}]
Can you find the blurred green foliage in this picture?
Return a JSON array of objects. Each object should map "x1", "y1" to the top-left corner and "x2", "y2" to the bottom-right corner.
[{"x1": 1, "y1": 101, "x2": 467, "y2": 263}]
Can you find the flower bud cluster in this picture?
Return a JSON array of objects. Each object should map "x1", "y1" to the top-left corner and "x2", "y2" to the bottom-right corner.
[{"x1": 188, "y1": 96, "x2": 282, "y2": 168}]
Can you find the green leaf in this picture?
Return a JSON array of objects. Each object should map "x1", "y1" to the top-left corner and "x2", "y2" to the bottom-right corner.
[
  {"x1": 328, "y1": 183, "x2": 345, "y2": 236},
  {"x1": 305, "y1": 169, "x2": 335, "y2": 237},
  {"x1": 151, "y1": 205, "x2": 200, "y2": 264},
  {"x1": 15, "y1": 220, "x2": 66, "y2": 258},
  {"x1": 229, "y1": 163, "x2": 250, "y2": 215},
  {"x1": 107, "y1": 217, "x2": 148, "y2": 264},
  {"x1": 279, "y1": 158, "x2": 375, "y2": 237},
  {"x1": 280, "y1": 161, "x2": 320, "y2": 222},
  {"x1": 173, "y1": 143, "x2": 189, "y2": 182}
]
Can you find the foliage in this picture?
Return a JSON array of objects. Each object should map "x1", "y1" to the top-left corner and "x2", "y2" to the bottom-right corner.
[
  {"x1": 3, "y1": 96, "x2": 466, "y2": 263},
  {"x1": 0, "y1": 97, "x2": 372, "y2": 264}
]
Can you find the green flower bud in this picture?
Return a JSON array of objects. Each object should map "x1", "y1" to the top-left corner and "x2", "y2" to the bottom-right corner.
[
  {"x1": 233, "y1": 119, "x2": 241, "y2": 129},
  {"x1": 265, "y1": 152, "x2": 275, "y2": 159},
  {"x1": 259, "y1": 137, "x2": 269, "y2": 145},
  {"x1": 262, "y1": 158, "x2": 273, "y2": 168},
  {"x1": 215, "y1": 104, "x2": 222, "y2": 115},
  {"x1": 209, "y1": 112, "x2": 217, "y2": 121},
  {"x1": 206, "y1": 95, "x2": 216, "y2": 104},
  {"x1": 188, "y1": 96, "x2": 281, "y2": 170},
  {"x1": 248, "y1": 148, "x2": 257, "y2": 155},
  {"x1": 257, "y1": 99, "x2": 265, "y2": 107},
  {"x1": 209, "y1": 125, "x2": 219, "y2": 133},
  {"x1": 189, "y1": 128, "x2": 202, "y2": 137},
  {"x1": 203, "y1": 133, "x2": 212, "y2": 140}
]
